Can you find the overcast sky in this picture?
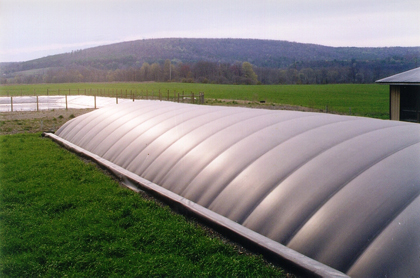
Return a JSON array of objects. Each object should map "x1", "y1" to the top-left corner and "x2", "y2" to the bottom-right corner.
[{"x1": 1, "y1": 0, "x2": 419, "y2": 62}]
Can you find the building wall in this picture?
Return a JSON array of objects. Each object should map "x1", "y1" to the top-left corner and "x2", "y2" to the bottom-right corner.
[{"x1": 390, "y1": 85, "x2": 400, "y2": 121}]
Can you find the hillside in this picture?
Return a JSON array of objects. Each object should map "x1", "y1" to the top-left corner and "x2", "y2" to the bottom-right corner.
[{"x1": 1, "y1": 38, "x2": 419, "y2": 84}]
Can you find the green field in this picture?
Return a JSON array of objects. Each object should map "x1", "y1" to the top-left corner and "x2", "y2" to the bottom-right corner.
[
  {"x1": 0, "y1": 82, "x2": 389, "y2": 119},
  {"x1": 0, "y1": 133, "x2": 287, "y2": 277}
]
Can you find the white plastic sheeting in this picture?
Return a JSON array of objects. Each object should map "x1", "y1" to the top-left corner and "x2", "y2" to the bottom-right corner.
[
  {"x1": 52, "y1": 101, "x2": 420, "y2": 277},
  {"x1": 0, "y1": 95, "x2": 137, "y2": 112}
]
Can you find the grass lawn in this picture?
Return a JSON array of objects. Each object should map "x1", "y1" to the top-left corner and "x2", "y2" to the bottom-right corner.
[
  {"x1": 1, "y1": 82, "x2": 389, "y2": 119},
  {"x1": 0, "y1": 133, "x2": 287, "y2": 277}
]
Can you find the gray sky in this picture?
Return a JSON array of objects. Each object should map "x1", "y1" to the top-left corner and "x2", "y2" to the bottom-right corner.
[{"x1": 1, "y1": 0, "x2": 419, "y2": 62}]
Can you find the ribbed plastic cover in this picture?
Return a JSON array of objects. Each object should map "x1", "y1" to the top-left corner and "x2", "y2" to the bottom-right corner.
[{"x1": 55, "y1": 101, "x2": 420, "y2": 277}]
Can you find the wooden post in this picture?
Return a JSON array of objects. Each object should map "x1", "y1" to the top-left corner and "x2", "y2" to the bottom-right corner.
[
  {"x1": 36, "y1": 96, "x2": 39, "y2": 111},
  {"x1": 65, "y1": 95, "x2": 68, "y2": 110},
  {"x1": 116, "y1": 95, "x2": 118, "y2": 104},
  {"x1": 10, "y1": 96, "x2": 13, "y2": 112},
  {"x1": 177, "y1": 93, "x2": 180, "y2": 103},
  {"x1": 94, "y1": 95, "x2": 97, "y2": 109},
  {"x1": 191, "y1": 92, "x2": 194, "y2": 104},
  {"x1": 132, "y1": 91, "x2": 135, "y2": 102}
]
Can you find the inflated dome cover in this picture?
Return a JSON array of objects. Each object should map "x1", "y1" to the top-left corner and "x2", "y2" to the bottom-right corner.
[{"x1": 54, "y1": 101, "x2": 420, "y2": 277}]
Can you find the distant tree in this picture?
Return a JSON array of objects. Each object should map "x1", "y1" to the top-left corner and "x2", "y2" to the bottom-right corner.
[
  {"x1": 150, "y1": 63, "x2": 162, "y2": 81},
  {"x1": 327, "y1": 70, "x2": 339, "y2": 84},
  {"x1": 241, "y1": 62, "x2": 258, "y2": 84},
  {"x1": 140, "y1": 62, "x2": 151, "y2": 81},
  {"x1": 299, "y1": 68, "x2": 315, "y2": 84},
  {"x1": 193, "y1": 61, "x2": 218, "y2": 82},
  {"x1": 106, "y1": 71, "x2": 115, "y2": 82},
  {"x1": 163, "y1": 59, "x2": 171, "y2": 81},
  {"x1": 177, "y1": 63, "x2": 192, "y2": 79},
  {"x1": 278, "y1": 70, "x2": 287, "y2": 84},
  {"x1": 355, "y1": 72, "x2": 365, "y2": 83},
  {"x1": 286, "y1": 68, "x2": 298, "y2": 84}
]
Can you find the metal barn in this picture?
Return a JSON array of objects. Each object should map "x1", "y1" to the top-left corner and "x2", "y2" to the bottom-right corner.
[
  {"x1": 47, "y1": 101, "x2": 420, "y2": 277},
  {"x1": 376, "y1": 67, "x2": 420, "y2": 123}
]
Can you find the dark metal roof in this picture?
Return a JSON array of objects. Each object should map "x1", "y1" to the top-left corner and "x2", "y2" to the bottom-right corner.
[
  {"x1": 51, "y1": 101, "x2": 420, "y2": 277},
  {"x1": 376, "y1": 67, "x2": 420, "y2": 84}
]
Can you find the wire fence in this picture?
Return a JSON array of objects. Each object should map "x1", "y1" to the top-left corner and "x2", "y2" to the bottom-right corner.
[{"x1": 0, "y1": 89, "x2": 205, "y2": 112}]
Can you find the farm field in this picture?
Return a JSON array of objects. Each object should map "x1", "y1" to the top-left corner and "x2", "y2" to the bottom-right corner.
[
  {"x1": 0, "y1": 133, "x2": 289, "y2": 277},
  {"x1": 1, "y1": 82, "x2": 389, "y2": 119}
]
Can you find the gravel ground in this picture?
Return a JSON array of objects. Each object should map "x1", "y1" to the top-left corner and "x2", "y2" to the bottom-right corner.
[{"x1": 0, "y1": 108, "x2": 95, "y2": 135}]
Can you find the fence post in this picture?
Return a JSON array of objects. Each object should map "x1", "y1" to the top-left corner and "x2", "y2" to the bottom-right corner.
[
  {"x1": 191, "y1": 92, "x2": 194, "y2": 104},
  {"x1": 132, "y1": 91, "x2": 135, "y2": 102},
  {"x1": 177, "y1": 93, "x2": 180, "y2": 103},
  {"x1": 116, "y1": 95, "x2": 118, "y2": 104},
  {"x1": 11, "y1": 96, "x2": 13, "y2": 112},
  {"x1": 94, "y1": 95, "x2": 97, "y2": 109},
  {"x1": 36, "y1": 96, "x2": 39, "y2": 111},
  {"x1": 65, "y1": 95, "x2": 68, "y2": 110}
]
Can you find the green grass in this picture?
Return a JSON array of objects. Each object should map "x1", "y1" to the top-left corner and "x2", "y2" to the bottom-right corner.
[
  {"x1": 0, "y1": 133, "x2": 286, "y2": 277},
  {"x1": 0, "y1": 82, "x2": 389, "y2": 119}
]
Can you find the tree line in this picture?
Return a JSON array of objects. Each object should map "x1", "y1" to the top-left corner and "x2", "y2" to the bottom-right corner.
[{"x1": 2, "y1": 57, "x2": 417, "y2": 85}]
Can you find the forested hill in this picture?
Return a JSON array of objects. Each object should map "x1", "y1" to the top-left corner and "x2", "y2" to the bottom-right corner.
[{"x1": 2, "y1": 38, "x2": 420, "y2": 84}]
